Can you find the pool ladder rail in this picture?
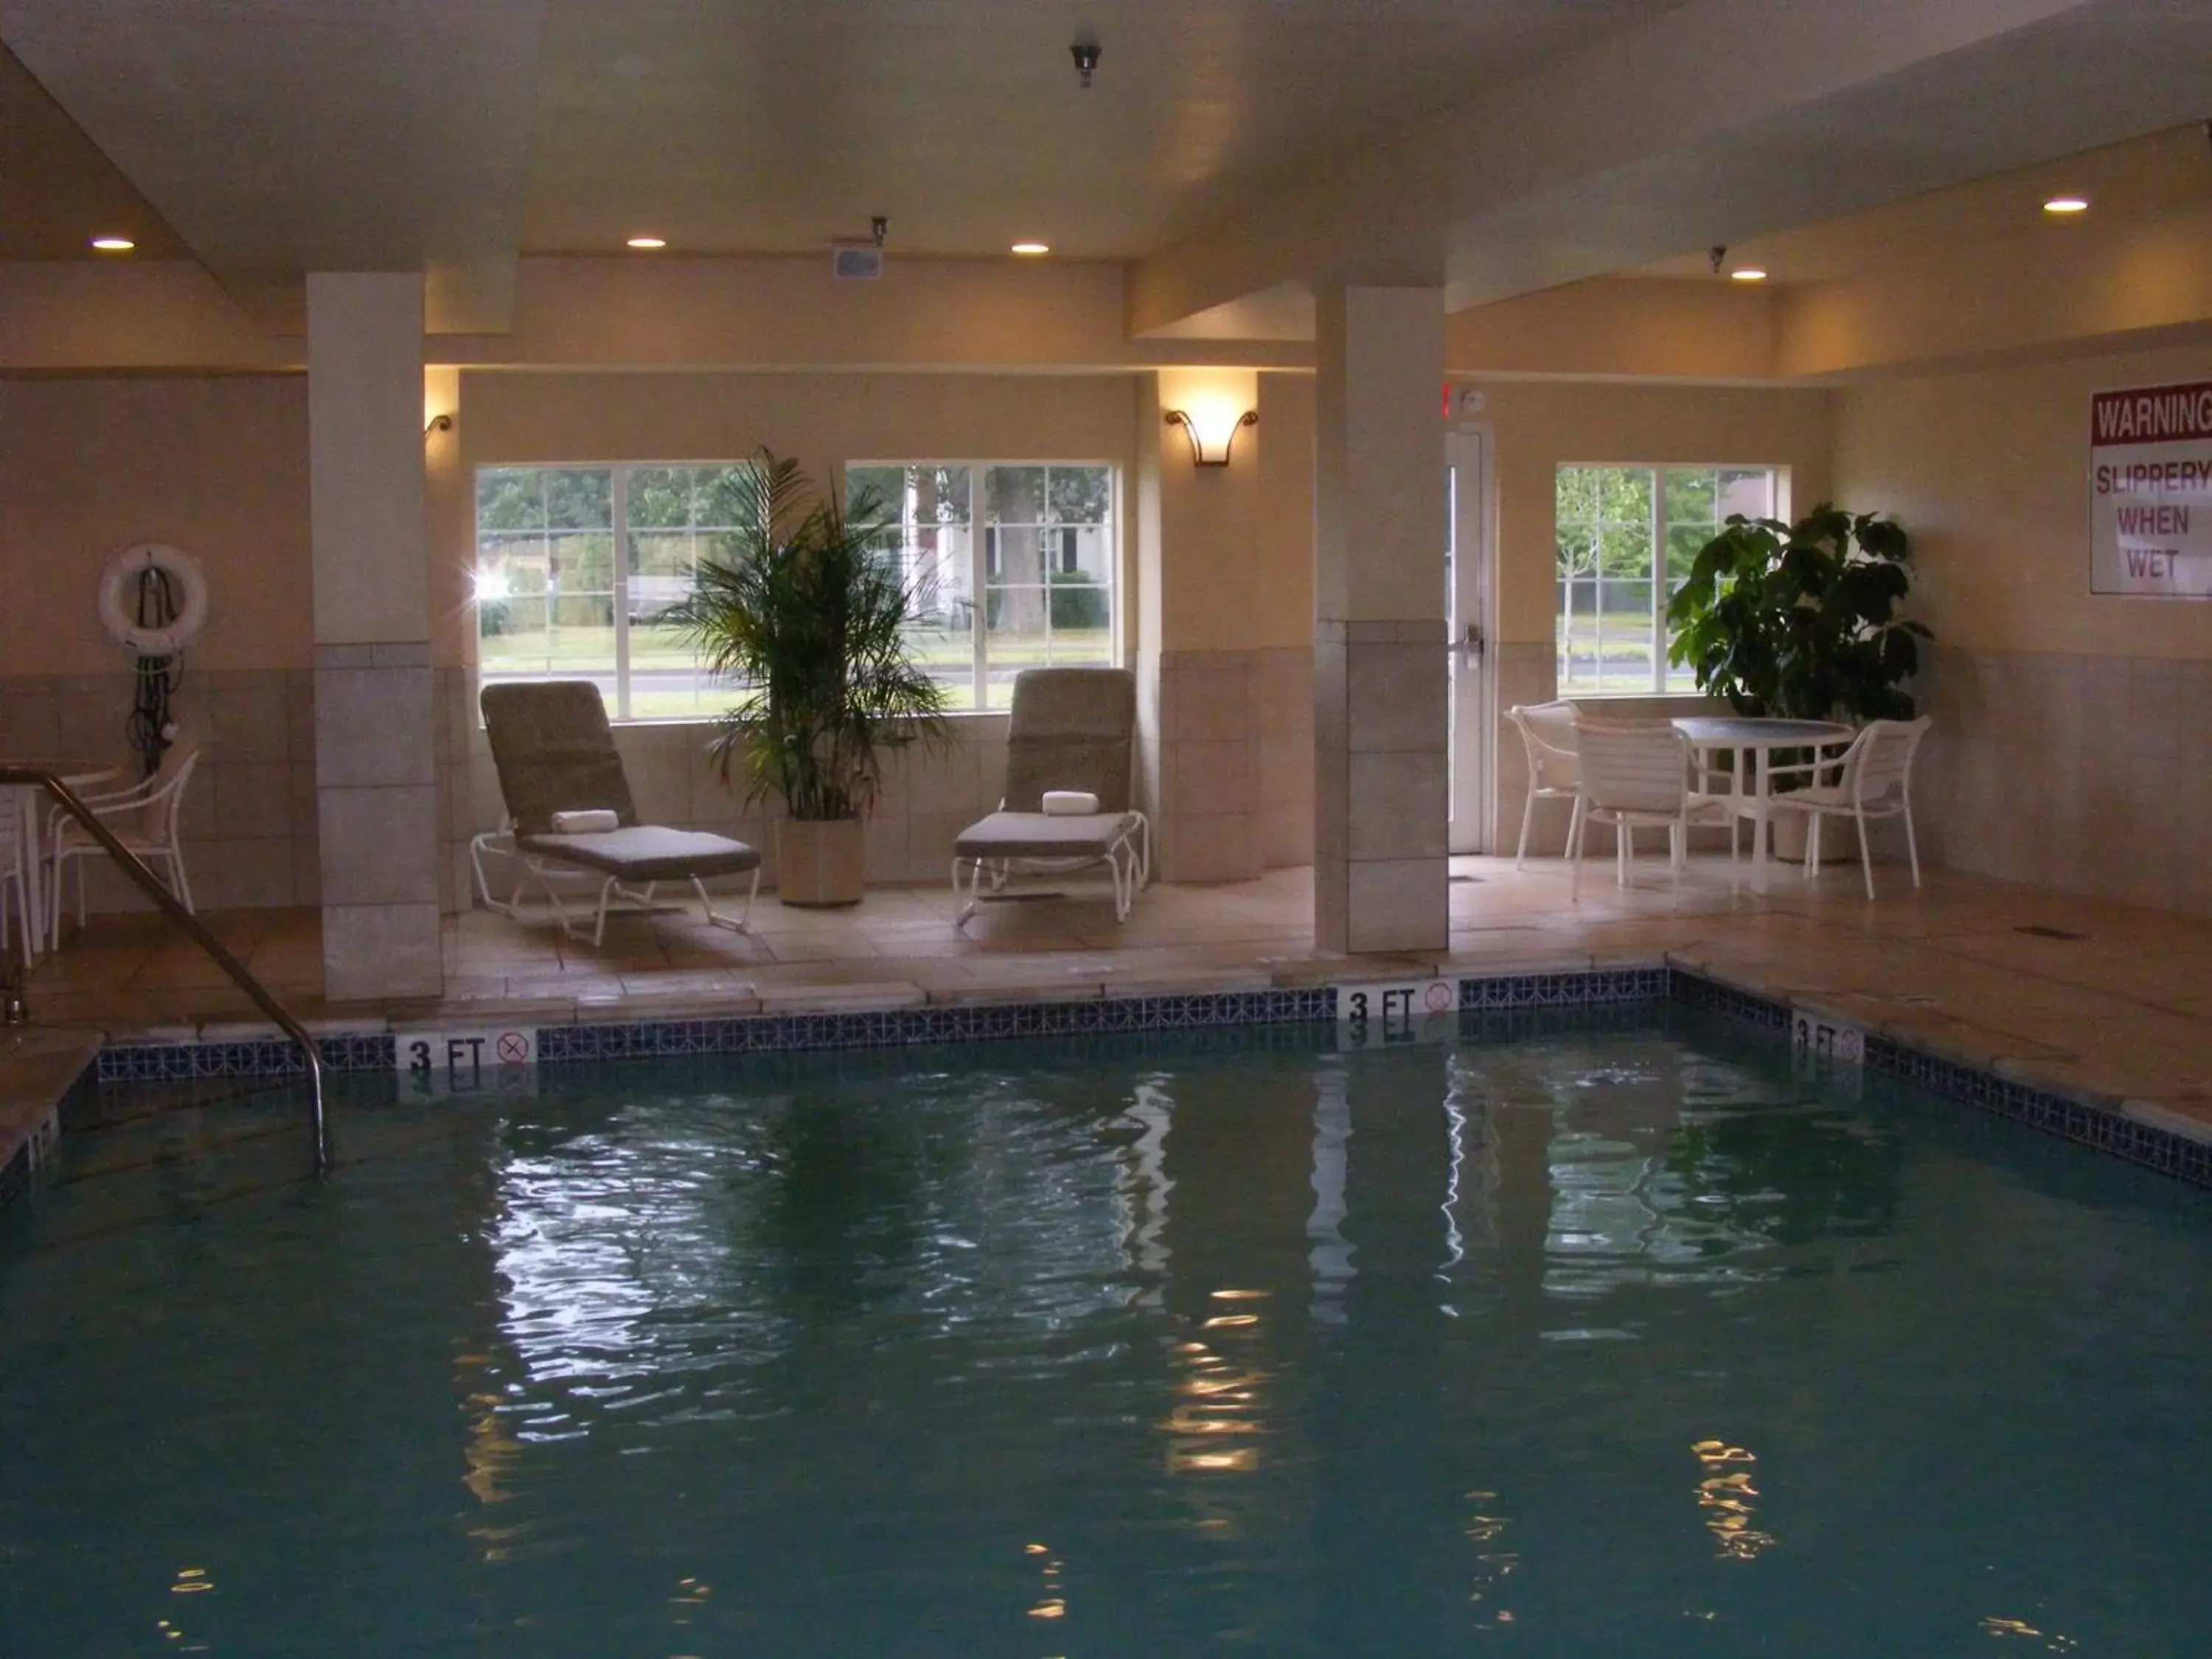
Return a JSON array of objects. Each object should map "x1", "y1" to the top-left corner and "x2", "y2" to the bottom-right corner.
[{"x1": 0, "y1": 765, "x2": 329, "y2": 1175}]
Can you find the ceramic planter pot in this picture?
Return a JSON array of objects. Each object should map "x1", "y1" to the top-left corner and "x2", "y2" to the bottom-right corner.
[{"x1": 775, "y1": 817, "x2": 865, "y2": 907}]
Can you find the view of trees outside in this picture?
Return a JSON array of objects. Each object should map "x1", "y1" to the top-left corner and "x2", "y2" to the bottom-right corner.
[
  {"x1": 850, "y1": 462, "x2": 1114, "y2": 711},
  {"x1": 1556, "y1": 465, "x2": 1775, "y2": 694},
  {"x1": 476, "y1": 464, "x2": 758, "y2": 720}
]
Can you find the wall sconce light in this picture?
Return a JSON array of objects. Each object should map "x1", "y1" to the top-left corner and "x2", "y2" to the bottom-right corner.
[
  {"x1": 424, "y1": 413, "x2": 453, "y2": 437},
  {"x1": 1163, "y1": 407, "x2": 1256, "y2": 468}
]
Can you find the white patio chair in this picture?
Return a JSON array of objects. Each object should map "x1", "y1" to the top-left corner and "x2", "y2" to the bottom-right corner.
[
  {"x1": 1766, "y1": 717, "x2": 1933, "y2": 899},
  {"x1": 1506, "y1": 700, "x2": 1582, "y2": 868},
  {"x1": 44, "y1": 748, "x2": 199, "y2": 949},
  {"x1": 1569, "y1": 718, "x2": 1736, "y2": 902},
  {"x1": 0, "y1": 809, "x2": 31, "y2": 972}
]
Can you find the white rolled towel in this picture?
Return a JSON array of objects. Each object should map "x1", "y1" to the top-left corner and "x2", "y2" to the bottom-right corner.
[
  {"x1": 1041, "y1": 790, "x2": 1099, "y2": 816},
  {"x1": 549, "y1": 808, "x2": 620, "y2": 833}
]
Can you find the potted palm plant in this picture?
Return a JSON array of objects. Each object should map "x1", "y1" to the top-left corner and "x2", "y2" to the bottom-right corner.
[{"x1": 664, "y1": 451, "x2": 950, "y2": 905}]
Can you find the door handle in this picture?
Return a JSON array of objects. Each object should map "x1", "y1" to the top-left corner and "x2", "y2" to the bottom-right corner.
[{"x1": 1458, "y1": 622, "x2": 1484, "y2": 666}]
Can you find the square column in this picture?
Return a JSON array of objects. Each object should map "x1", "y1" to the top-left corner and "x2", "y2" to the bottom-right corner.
[
  {"x1": 307, "y1": 274, "x2": 442, "y2": 1001},
  {"x1": 1312, "y1": 285, "x2": 1448, "y2": 954}
]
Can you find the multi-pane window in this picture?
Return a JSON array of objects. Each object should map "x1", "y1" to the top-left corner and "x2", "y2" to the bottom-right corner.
[
  {"x1": 1555, "y1": 465, "x2": 1779, "y2": 695},
  {"x1": 474, "y1": 464, "x2": 757, "y2": 720},
  {"x1": 846, "y1": 462, "x2": 1116, "y2": 712}
]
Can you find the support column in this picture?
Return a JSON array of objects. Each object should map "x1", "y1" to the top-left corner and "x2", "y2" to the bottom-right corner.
[
  {"x1": 308, "y1": 273, "x2": 442, "y2": 1001},
  {"x1": 1313, "y1": 285, "x2": 1448, "y2": 954}
]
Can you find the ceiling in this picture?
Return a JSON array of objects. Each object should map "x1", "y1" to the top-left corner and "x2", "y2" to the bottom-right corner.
[
  {"x1": 1, "y1": 0, "x2": 2210, "y2": 341},
  {"x1": 1624, "y1": 121, "x2": 2212, "y2": 288},
  {"x1": 518, "y1": 0, "x2": 1691, "y2": 259},
  {"x1": 0, "y1": 41, "x2": 187, "y2": 259}
]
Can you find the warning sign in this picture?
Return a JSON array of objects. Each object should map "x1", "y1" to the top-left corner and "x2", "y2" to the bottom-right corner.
[{"x1": 2090, "y1": 380, "x2": 2212, "y2": 597}]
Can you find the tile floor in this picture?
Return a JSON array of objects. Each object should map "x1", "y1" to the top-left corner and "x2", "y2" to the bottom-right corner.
[{"x1": 14, "y1": 852, "x2": 2212, "y2": 1136}]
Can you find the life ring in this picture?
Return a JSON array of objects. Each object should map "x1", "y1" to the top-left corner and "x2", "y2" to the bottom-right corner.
[{"x1": 98, "y1": 543, "x2": 208, "y2": 656}]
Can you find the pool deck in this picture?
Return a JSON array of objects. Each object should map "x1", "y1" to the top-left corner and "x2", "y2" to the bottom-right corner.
[{"x1": 8, "y1": 852, "x2": 2212, "y2": 1183}]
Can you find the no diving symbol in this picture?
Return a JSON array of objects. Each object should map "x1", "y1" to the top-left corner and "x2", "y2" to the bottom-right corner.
[
  {"x1": 495, "y1": 1032, "x2": 532, "y2": 1065},
  {"x1": 1422, "y1": 982, "x2": 1455, "y2": 1014}
]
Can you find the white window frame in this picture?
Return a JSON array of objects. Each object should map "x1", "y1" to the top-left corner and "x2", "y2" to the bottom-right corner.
[
  {"x1": 844, "y1": 459, "x2": 1123, "y2": 714},
  {"x1": 473, "y1": 459, "x2": 762, "y2": 723},
  {"x1": 1555, "y1": 463, "x2": 1789, "y2": 698}
]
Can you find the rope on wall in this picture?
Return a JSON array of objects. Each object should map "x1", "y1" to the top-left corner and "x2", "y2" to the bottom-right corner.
[{"x1": 126, "y1": 564, "x2": 182, "y2": 779}]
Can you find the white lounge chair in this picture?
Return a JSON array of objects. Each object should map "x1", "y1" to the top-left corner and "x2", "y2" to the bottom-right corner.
[
  {"x1": 44, "y1": 748, "x2": 198, "y2": 950},
  {"x1": 1570, "y1": 718, "x2": 1736, "y2": 902},
  {"x1": 1506, "y1": 700, "x2": 1582, "y2": 867},
  {"x1": 1766, "y1": 717, "x2": 1933, "y2": 899},
  {"x1": 953, "y1": 668, "x2": 1150, "y2": 928},
  {"x1": 477, "y1": 681, "x2": 761, "y2": 946}
]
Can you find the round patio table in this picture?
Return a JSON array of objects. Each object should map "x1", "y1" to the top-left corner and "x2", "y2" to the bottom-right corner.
[
  {"x1": 0, "y1": 759, "x2": 121, "y2": 959},
  {"x1": 1670, "y1": 717, "x2": 1853, "y2": 895}
]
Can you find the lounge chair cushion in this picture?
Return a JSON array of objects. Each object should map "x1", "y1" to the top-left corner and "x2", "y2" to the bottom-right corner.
[
  {"x1": 953, "y1": 810, "x2": 1138, "y2": 861},
  {"x1": 518, "y1": 826, "x2": 760, "y2": 882}
]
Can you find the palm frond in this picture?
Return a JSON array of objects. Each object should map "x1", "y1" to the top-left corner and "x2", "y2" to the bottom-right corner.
[{"x1": 659, "y1": 449, "x2": 953, "y2": 820}]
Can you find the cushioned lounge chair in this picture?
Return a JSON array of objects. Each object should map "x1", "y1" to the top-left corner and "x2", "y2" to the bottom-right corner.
[
  {"x1": 476, "y1": 681, "x2": 760, "y2": 946},
  {"x1": 953, "y1": 667, "x2": 1150, "y2": 928}
]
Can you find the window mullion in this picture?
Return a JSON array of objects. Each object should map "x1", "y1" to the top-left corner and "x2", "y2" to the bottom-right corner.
[
  {"x1": 1650, "y1": 470, "x2": 1666, "y2": 694},
  {"x1": 970, "y1": 468, "x2": 987, "y2": 710},
  {"x1": 612, "y1": 467, "x2": 632, "y2": 720}
]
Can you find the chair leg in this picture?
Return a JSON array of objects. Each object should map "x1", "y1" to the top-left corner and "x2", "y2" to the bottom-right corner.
[
  {"x1": 1564, "y1": 794, "x2": 1584, "y2": 863},
  {"x1": 1857, "y1": 813, "x2": 1877, "y2": 901},
  {"x1": 1905, "y1": 806, "x2": 1922, "y2": 889},
  {"x1": 1514, "y1": 789, "x2": 1537, "y2": 871},
  {"x1": 1570, "y1": 815, "x2": 1586, "y2": 903}
]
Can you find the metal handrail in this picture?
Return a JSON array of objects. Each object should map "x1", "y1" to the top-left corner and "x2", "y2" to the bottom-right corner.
[{"x1": 0, "y1": 765, "x2": 329, "y2": 1173}]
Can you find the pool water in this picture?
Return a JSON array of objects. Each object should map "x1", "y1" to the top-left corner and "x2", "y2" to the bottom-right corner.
[{"x1": 4, "y1": 1008, "x2": 2210, "y2": 1657}]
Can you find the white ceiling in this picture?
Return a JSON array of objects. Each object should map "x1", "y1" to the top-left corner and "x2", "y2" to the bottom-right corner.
[
  {"x1": 2, "y1": 0, "x2": 2210, "y2": 339},
  {"x1": 518, "y1": 0, "x2": 1691, "y2": 259}
]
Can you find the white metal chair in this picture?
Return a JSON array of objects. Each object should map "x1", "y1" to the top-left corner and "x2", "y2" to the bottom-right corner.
[
  {"x1": 1569, "y1": 718, "x2": 1736, "y2": 902},
  {"x1": 44, "y1": 748, "x2": 198, "y2": 949},
  {"x1": 1766, "y1": 717, "x2": 1933, "y2": 899},
  {"x1": 1506, "y1": 700, "x2": 1582, "y2": 868},
  {"x1": 0, "y1": 809, "x2": 31, "y2": 972}
]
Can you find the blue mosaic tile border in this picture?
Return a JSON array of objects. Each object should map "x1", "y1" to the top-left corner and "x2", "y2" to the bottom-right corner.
[
  {"x1": 538, "y1": 987, "x2": 1337, "y2": 1063},
  {"x1": 1667, "y1": 968, "x2": 1792, "y2": 1032},
  {"x1": 1860, "y1": 1032, "x2": 2212, "y2": 1187},
  {"x1": 95, "y1": 1032, "x2": 394, "y2": 1084},
  {"x1": 1459, "y1": 966, "x2": 1668, "y2": 1010}
]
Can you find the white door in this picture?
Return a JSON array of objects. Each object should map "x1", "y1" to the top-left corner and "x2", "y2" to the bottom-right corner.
[{"x1": 1446, "y1": 428, "x2": 1495, "y2": 854}]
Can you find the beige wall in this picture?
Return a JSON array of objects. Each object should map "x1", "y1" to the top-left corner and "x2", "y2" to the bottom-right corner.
[
  {"x1": 1835, "y1": 338, "x2": 2212, "y2": 913},
  {"x1": 0, "y1": 376, "x2": 311, "y2": 677}
]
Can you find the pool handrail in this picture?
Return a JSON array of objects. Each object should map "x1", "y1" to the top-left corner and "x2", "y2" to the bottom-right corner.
[{"x1": 0, "y1": 765, "x2": 329, "y2": 1173}]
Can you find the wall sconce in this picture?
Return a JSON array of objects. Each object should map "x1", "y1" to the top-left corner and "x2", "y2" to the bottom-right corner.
[
  {"x1": 424, "y1": 413, "x2": 453, "y2": 437},
  {"x1": 1163, "y1": 406, "x2": 1256, "y2": 468}
]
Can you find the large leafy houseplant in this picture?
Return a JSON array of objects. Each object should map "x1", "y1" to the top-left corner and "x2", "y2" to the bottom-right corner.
[
  {"x1": 664, "y1": 451, "x2": 949, "y2": 835},
  {"x1": 1665, "y1": 504, "x2": 1930, "y2": 722}
]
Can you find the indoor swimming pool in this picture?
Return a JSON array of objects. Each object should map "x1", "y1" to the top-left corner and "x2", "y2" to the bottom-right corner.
[{"x1": 3, "y1": 1007, "x2": 2207, "y2": 1656}]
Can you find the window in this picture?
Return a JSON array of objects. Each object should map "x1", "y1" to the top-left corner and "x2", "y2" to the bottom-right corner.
[
  {"x1": 846, "y1": 462, "x2": 1117, "y2": 712},
  {"x1": 474, "y1": 463, "x2": 760, "y2": 720},
  {"x1": 1555, "y1": 465, "x2": 1780, "y2": 695}
]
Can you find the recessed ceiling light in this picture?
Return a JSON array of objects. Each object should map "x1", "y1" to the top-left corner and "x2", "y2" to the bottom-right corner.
[
  {"x1": 1730, "y1": 267, "x2": 1768, "y2": 282},
  {"x1": 1010, "y1": 241, "x2": 1051, "y2": 257},
  {"x1": 626, "y1": 235, "x2": 667, "y2": 249},
  {"x1": 2042, "y1": 196, "x2": 2090, "y2": 215},
  {"x1": 89, "y1": 236, "x2": 134, "y2": 252}
]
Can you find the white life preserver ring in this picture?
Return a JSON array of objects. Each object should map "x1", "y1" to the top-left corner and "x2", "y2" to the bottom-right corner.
[{"x1": 98, "y1": 543, "x2": 208, "y2": 656}]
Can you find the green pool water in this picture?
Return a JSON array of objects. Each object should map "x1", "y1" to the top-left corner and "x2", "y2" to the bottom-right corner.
[{"x1": 4, "y1": 1009, "x2": 2208, "y2": 1656}]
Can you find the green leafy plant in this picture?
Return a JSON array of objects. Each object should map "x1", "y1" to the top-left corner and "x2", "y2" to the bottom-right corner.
[
  {"x1": 1665, "y1": 504, "x2": 1930, "y2": 722},
  {"x1": 662, "y1": 451, "x2": 950, "y2": 821}
]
